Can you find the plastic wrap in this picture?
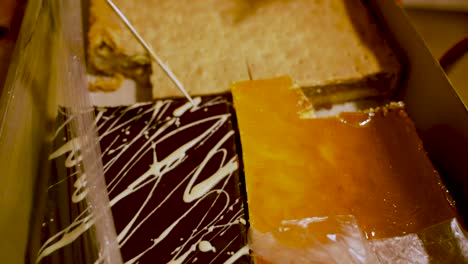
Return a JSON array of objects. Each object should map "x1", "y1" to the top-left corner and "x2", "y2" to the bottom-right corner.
[
  {"x1": 249, "y1": 216, "x2": 378, "y2": 263},
  {"x1": 0, "y1": 0, "x2": 121, "y2": 263},
  {"x1": 249, "y1": 216, "x2": 468, "y2": 263}
]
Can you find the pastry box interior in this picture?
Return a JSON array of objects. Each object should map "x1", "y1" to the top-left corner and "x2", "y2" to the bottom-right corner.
[{"x1": 1, "y1": 0, "x2": 467, "y2": 263}]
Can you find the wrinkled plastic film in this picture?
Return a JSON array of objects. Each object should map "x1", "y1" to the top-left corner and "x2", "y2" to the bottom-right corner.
[
  {"x1": 370, "y1": 218, "x2": 468, "y2": 263},
  {"x1": 0, "y1": 0, "x2": 121, "y2": 263},
  {"x1": 53, "y1": 1, "x2": 122, "y2": 263},
  {"x1": 249, "y1": 216, "x2": 379, "y2": 264},
  {"x1": 249, "y1": 216, "x2": 468, "y2": 263}
]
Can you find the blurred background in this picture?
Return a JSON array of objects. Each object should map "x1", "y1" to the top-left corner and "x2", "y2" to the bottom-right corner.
[{"x1": 402, "y1": 1, "x2": 468, "y2": 103}]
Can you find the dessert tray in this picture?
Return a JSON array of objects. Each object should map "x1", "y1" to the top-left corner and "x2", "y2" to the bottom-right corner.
[{"x1": 1, "y1": 0, "x2": 467, "y2": 263}]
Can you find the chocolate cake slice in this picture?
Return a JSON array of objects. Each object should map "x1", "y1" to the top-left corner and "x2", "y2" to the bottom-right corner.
[{"x1": 33, "y1": 96, "x2": 251, "y2": 263}]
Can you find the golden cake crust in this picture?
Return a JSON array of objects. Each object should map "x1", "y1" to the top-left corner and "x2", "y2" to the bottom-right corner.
[
  {"x1": 232, "y1": 77, "x2": 455, "y2": 245},
  {"x1": 87, "y1": 0, "x2": 150, "y2": 86}
]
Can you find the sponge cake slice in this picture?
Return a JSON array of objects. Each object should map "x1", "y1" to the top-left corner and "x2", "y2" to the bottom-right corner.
[{"x1": 88, "y1": 0, "x2": 400, "y2": 104}]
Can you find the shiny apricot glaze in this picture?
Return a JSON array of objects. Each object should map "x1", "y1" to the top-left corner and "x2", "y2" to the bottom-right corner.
[{"x1": 232, "y1": 77, "x2": 455, "y2": 250}]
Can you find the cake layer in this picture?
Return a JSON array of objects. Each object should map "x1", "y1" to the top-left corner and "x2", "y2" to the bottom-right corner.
[
  {"x1": 87, "y1": 0, "x2": 151, "y2": 89},
  {"x1": 88, "y1": 0, "x2": 400, "y2": 104},
  {"x1": 34, "y1": 96, "x2": 251, "y2": 263},
  {"x1": 232, "y1": 77, "x2": 456, "y2": 246}
]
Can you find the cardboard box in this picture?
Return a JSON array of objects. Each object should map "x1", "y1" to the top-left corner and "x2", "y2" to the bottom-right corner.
[{"x1": 368, "y1": 0, "x2": 468, "y2": 222}]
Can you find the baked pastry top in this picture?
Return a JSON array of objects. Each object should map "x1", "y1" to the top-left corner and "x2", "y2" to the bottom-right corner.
[
  {"x1": 88, "y1": 0, "x2": 400, "y2": 104},
  {"x1": 232, "y1": 77, "x2": 455, "y2": 246},
  {"x1": 88, "y1": 0, "x2": 151, "y2": 88}
]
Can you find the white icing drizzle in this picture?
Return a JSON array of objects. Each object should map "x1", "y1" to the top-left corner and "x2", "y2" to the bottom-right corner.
[
  {"x1": 49, "y1": 137, "x2": 82, "y2": 168},
  {"x1": 199, "y1": 241, "x2": 216, "y2": 252},
  {"x1": 167, "y1": 240, "x2": 217, "y2": 264},
  {"x1": 166, "y1": 245, "x2": 197, "y2": 264},
  {"x1": 40, "y1": 98, "x2": 247, "y2": 264},
  {"x1": 183, "y1": 131, "x2": 238, "y2": 203},
  {"x1": 71, "y1": 172, "x2": 88, "y2": 203},
  {"x1": 173, "y1": 97, "x2": 202, "y2": 117},
  {"x1": 36, "y1": 211, "x2": 94, "y2": 263},
  {"x1": 52, "y1": 113, "x2": 74, "y2": 140},
  {"x1": 223, "y1": 246, "x2": 249, "y2": 264}
]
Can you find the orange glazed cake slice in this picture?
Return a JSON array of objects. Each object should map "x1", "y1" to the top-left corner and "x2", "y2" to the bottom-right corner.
[{"x1": 231, "y1": 77, "x2": 456, "y2": 255}]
